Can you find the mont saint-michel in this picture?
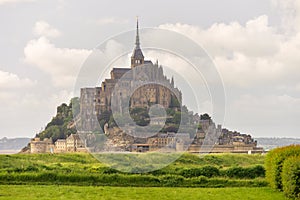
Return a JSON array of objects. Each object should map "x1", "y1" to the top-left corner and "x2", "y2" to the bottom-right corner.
[{"x1": 28, "y1": 20, "x2": 263, "y2": 154}]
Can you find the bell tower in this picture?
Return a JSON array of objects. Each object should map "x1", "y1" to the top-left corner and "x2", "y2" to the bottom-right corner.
[{"x1": 131, "y1": 17, "x2": 144, "y2": 68}]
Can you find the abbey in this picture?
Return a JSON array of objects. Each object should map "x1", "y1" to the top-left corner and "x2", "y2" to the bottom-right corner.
[{"x1": 79, "y1": 20, "x2": 182, "y2": 132}]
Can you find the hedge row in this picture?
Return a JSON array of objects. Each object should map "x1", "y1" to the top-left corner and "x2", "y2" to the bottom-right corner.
[
  {"x1": 149, "y1": 165, "x2": 265, "y2": 179},
  {"x1": 282, "y1": 156, "x2": 300, "y2": 199},
  {"x1": 265, "y1": 145, "x2": 300, "y2": 199},
  {"x1": 0, "y1": 172, "x2": 267, "y2": 187},
  {"x1": 3, "y1": 164, "x2": 266, "y2": 180}
]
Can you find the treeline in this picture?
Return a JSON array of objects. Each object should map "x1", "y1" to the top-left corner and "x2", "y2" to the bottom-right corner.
[{"x1": 265, "y1": 145, "x2": 300, "y2": 199}]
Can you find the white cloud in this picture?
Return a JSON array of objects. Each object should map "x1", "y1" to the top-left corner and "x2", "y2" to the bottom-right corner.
[
  {"x1": 33, "y1": 21, "x2": 62, "y2": 38},
  {"x1": 0, "y1": 87, "x2": 74, "y2": 138},
  {"x1": 160, "y1": 15, "x2": 281, "y2": 58},
  {"x1": 24, "y1": 36, "x2": 91, "y2": 88},
  {"x1": 0, "y1": 0, "x2": 36, "y2": 5},
  {"x1": 157, "y1": 6, "x2": 300, "y2": 137},
  {"x1": 271, "y1": 0, "x2": 300, "y2": 32},
  {"x1": 0, "y1": 70, "x2": 36, "y2": 89},
  {"x1": 0, "y1": 69, "x2": 36, "y2": 118},
  {"x1": 159, "y1": 14, "x2": 300, "y2": 88}
]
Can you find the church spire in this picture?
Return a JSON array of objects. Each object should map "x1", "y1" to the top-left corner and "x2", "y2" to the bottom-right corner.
[
  {"x1": 131, "y1": 17, "x2": 144, "y2": 68},
  {"x1": 135, "y1": 17, "x2": 140, "y2": 48}
]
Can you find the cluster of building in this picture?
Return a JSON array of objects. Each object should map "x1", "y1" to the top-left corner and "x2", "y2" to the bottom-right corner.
[
  {"x1": 29, "y1": 119, "x2": 263, "y2": 154},
  {"x1": 128, "y1": 120, "x2": 263, "y2": 154},
  {"x1": 78, "y1": 19, "x2": 181, "y2": 132},
  {"x1": 29, "y1": 20, "x2": 263, "y2": 154},
  {"x1": 30, "y1": 134, "x2": 86, "y2": 154},
  {"x1": 190, "y1": 120, "x2": 263, "y2": 153}
]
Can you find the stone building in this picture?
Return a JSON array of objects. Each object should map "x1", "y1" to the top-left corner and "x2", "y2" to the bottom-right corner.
[
  {"x1": 79, "y1": 19, "x2": 182, "y2": 132},
  {"x1": 72, "y1": 20, "x2": 263, "y2": 154},
  {"x1": 189, "y1": 123, "x2": 264, "y2": 154},
  {"x1": 30, "y1": 138, "x2": 54, "y2": 153},
  {"x1": 148, "y1": 132, "x2": 176, "y2": 148},
  {"x1": 55, "y1": 139, "x2": 66, "y2": 153},
  {"x1": 66, "y1": 134, "x2": 86, "y2": 152},
  {"x1": 30, "y1": 134, "x2": 86, "y2": 153},
  {"x1": 145, "y1": 132, "x2": 190, "y2": 152}
]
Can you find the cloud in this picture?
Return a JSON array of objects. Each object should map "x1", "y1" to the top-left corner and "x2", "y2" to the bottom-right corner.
[
  {"x1": 24, "y1": 36, "x2": 91, "y2": 88},
  {"x1": 159, "y1": 15, "x2": 300, "y2": 88},
  {"x1": 271, "y1": 0, "x2": 300, "y2": 32},
  {"x1": 0, "y1": 70, "x2": 36, "y2": 89},
  {"x1": 0, "y1": 69, "x2": 36, "y2": 115},
  {"x1": 157, "y1": 6, "x2": 300, "y2": 137},
  {"x1": 160, "y1": 15, "x2": 281, "y2": 58},
  {"x1": 25, "y1": 21, "x2": 91, "y2": 88},
  {"x1": 0, "y1": 0, "x2": 36, "y2": 5},
  {"x1": 33, "y1": 21, "x2": 62, "y2": 38},
  {"x1": 0, "y1": 87, "x2": 74, "y2": 138}
]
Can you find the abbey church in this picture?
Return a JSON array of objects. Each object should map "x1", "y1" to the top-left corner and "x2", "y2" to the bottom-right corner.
[
  {"x1": 27, "y1": 20, "x2": 263, "y2": 154},
  {"x1": 79, "y1": 20, "x2": 182, "y2": 132}
]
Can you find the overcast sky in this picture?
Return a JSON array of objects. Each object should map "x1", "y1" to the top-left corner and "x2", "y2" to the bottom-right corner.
[{"x1": 0, "y1": 0, "x2": 300, "y2": 138}]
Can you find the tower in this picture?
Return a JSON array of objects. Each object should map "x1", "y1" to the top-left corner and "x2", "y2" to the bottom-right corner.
[{"x1": 131, "y1": 17, "x2": 144, "y2": 68}]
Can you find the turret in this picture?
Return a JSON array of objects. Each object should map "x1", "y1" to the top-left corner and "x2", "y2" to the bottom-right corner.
[{"x1": 131, "y1": 17, "x2": 144, "y2": 68}]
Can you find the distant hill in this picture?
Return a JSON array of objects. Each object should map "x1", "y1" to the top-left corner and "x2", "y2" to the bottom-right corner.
[
  {"x1": 256, "y1": 137, "x2": 300, "y2": 150},
  {"x1": 0, "y1": 137, "x2": 30, "y2": 154}
]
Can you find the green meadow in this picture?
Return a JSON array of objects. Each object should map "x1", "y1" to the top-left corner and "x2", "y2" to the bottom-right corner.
[
  {"x1": 0, "y1": 153, "x2": 267, "y2": 187},
  {"x1": 0, "y1": 153, "x2": 282, "y2": 199},
  {"x1": 0, "y1": 185, "x2": 287, "y2": 200}
]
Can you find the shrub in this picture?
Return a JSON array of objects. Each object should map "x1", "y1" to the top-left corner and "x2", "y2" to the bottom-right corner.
[
  {"x1": 201, "y1": 166, "x2": 220, "y2": 178},
  {"x1": 149, "y1": 168, "x2": 169, "y2": 176},
  {"x1": 159, "y1": 175, "x2": 184, "y2": 186},
  {"x1": 224, "y1": 166, "x2": 264, "y2": 179},
  {"x1": 25, "y1": 165, "x2": 39, "y2": 172},
  {"x1": 282, "y1": 156, "x2": 300, "y2": 199},
  {"x1": 180, "y1": 166, "x2": 219, "y2": 178},
  {"x1": 265, "y1": 145, "x2": 300, "y2": 190},
  {"x1": 224, "y1": 167, "x2": 247, "y2": 178},
  {"x1": 102, "y1": 167, "x2": 119, "y2": 174},
  {"x1": 38, "y1": 172, "x2": 57, "y2": 181},
  {"x1": 191, "y1": 176, "x2": 209, "y2": 184},
  {"x1": 248, "y1": 165, "x2": 265, "y2": 178}
]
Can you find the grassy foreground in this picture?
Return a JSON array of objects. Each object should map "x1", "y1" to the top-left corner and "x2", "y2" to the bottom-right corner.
[
  {"x1": 0, "y1": 153, "x2": 267, "y2": 187},
  {"x1": 0, "y1": 185, "x2": 286, "y2": 200}
]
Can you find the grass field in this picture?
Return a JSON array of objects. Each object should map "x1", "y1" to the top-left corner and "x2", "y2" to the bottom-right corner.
[
  {"x1": 0, "y1": 153, "x2": 265, "y2": 169},
  {"x1": 0, "y1": 185, "x2": 287, "y2": 200},
  {"x1": 0, "y1": 154, "x2": 281, "y2": 199},
  {"x1": 0, "y1": 153, "x2": 265, "y2": 174},
  {"x1": 0, "y1": 153, "x2": 267, "y2": 187}
]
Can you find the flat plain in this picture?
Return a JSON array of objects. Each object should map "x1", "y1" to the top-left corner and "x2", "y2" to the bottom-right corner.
[
  {"x1": 0, "y1": 185, "x2": 287, "y2": 200},
  {"x1": 0, "y1": 153, "x2": 282, "y2": 200}
]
